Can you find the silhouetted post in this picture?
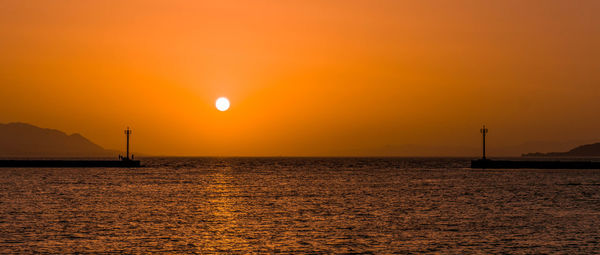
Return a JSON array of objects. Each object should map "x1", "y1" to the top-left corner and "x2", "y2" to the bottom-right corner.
[
  {"x1": 480, "y1": 125, "x2": 488, "y2": 159},
  {"x1": 124, "y1": 127, "x2": 132, "y2": 160}
]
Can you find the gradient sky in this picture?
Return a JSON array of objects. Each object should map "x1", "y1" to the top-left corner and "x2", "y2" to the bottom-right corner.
[{"x1": 1, "y1": 0, "x2": 599, "y2": 156}]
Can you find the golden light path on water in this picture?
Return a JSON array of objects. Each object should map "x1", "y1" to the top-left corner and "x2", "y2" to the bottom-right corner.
[{"x1": 204, "y1": 168, "x2": 248, "y2": 250}]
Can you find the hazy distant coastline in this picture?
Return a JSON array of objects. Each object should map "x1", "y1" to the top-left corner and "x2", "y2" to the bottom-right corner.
[
  {"x1": 0, "y1": 122, "x2": 117, "y2": 158},
  {"x1": 523, "y1": 143, "x2": 600, "y2": 157}
]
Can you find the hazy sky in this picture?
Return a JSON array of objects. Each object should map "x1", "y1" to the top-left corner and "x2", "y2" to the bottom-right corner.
[{"x1": 1, "y1": 1, "x2": 599, "y2": 156}]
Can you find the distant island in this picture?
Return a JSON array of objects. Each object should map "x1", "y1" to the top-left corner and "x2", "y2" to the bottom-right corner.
[
  {"x1": 0, "y1": 122, "x2": 116, "y2": 158},
  {"x1": 523, "y1": 143, "x2": 600, "y2": 157}
]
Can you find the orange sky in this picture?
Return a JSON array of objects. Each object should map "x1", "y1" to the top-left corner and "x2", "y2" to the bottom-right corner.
[{"x1": 1, "y1": 0, "x2": 599, "y2": 156}]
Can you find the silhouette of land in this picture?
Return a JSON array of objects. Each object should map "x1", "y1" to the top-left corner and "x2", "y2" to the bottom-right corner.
[
  {"x1": 523, "y1": 142, "x2": 600, "y2": 157},
  {"x1": 471, "y1": 126, "x2": 600, "y2": 169},
  {"x1": 0, "y1": 122, "x2": 116, "y2": 158},
  {"x1": 0, "y1": 123, "x2": 141, "y2": 168}
]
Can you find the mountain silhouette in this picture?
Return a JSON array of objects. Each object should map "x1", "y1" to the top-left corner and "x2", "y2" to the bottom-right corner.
[
  {"x1": 523, "y1": 142, "x2": 600, "y2": 157},
  {"x1": 0, "y1": 122, "x2": 116, "y2": 158}
]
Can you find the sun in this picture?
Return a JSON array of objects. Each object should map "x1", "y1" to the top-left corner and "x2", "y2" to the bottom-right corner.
[{"x1": 215, "y1": 97, "x2": 230, "y2": 111}]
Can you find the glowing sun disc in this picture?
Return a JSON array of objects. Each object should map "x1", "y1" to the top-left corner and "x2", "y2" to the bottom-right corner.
[{"x1": 216, "y1": 97, "x2": 230, "y2": 111}]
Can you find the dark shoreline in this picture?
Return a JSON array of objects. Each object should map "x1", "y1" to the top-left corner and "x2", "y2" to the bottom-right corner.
[
  {"x1": 472, "y1": 159, "x2": 600, "y2": 169},
  {"x1": 0, "y1": 160, "x2": 141, "y2": 168}
]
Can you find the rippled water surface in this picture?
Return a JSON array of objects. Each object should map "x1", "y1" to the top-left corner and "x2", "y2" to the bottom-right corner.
[{"x1": 1, "y1": 158, "x2": 600, "y2": 253}]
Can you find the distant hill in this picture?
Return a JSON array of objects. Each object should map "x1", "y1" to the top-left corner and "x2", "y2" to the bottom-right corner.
[
  {"x1": 523, "y1": 142, "x2": 600, "y2": 157},
  {"x1": 0, "y1": 122, "x2": 116, "y2": 158}
]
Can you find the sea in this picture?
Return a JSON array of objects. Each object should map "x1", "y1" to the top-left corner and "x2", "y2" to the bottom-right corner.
[{"x1": 1, "y1": 157, "x2": 599, "y2": 254}]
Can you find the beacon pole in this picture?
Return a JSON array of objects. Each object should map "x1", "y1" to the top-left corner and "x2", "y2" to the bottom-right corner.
[
  {"x1": 480, "y1": 125, "x2": 488, "y2": 159},
  {"x1": 124, "y1": 127, "x2": 132, "y2": 160}
]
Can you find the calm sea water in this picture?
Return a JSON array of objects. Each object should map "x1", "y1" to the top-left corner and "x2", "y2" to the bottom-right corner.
[{"x1": 1, "y1": 157, "x2": 600, "y2": 254}]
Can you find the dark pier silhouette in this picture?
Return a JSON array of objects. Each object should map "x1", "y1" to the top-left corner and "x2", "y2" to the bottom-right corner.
[
  {"x1": 471, "y1": 158, "x2": 600, "y2": 169},
  {"x1": 0, "y1": 127, "x2": 141, "y2": 168},
  {"x1": 0, "y1": 159, "x2": 140, "y2": 168},
  {"x1": 471, "y1": 125, "x2": 600, "y2": 169}
]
